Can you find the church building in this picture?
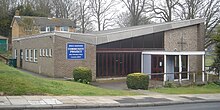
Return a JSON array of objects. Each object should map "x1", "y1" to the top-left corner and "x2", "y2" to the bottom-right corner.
[{"x1": 12, "y1": 18, "x2": 205, "y2": 82}]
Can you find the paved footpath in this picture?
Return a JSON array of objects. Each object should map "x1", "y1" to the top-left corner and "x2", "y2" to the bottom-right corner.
[{"x1": 1, "y1": 93, "x2": 220, "y2": 109}]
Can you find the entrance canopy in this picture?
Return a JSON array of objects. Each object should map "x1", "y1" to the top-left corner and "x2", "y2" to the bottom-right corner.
[
  {"x1": 141, "y1": 51, "x2": 205, "y2": 83},
  {"x1": 142, "y1": 51, "x2": 205, "y2": 55}
]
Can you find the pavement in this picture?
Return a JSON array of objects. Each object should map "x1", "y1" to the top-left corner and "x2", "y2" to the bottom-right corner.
[{"x1": 1, "y1": 93, "x2": 220, "y2": 109}]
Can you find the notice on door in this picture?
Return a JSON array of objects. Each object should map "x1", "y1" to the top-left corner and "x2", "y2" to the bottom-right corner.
[{"x1": 66, "y1": 43, "x2": 85, "y2": 60}]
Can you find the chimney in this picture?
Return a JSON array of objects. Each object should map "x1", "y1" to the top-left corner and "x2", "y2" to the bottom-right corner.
[{"x1": 15, "y1": 10, "x2": 19, "y2": 16}]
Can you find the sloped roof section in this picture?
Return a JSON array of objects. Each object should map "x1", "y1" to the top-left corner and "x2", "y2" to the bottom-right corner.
[
  {"x1": 91, "y1": 18, "x2": 204, "y2": 45},
  {"x1": 13, "y1": 18, "x2": 204, "y2": 45},
  {"x1": 14, "y1": 16, "x2": 76, "y2": 27}
]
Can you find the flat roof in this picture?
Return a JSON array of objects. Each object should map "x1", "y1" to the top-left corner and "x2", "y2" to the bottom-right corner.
[
  {"x1": 13, "y1": 18, "x2": 204, "y2": 45},
  {"x1": 142, "y1": 51, "x2": 205, "y2": 55},
  {"x1": 0, "y1": 36, "x2": 8, "y2": 40}
]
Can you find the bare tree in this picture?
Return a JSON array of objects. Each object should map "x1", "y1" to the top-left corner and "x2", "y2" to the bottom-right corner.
[
  {"x1": 89, "y1": 0, "x2": 117, "y2": 31},
  {"x1": 120, "y1": 0, "x2": 151, "y2": 26},
  {"x1": 51, "y1": 0, "x2": 77, "y2": 18},
  {"x1": 116, "y1": 11, "x2": 152, "y2": 27},
  {"x1": 34, "y1": 0, "x2": 52, "y2": 17},
  {"x1": 0, "y1": 0, "x2": 18, "y2": 17},
  {"x1": 76, "y1": 0, "x2": 94, "y2": 33},
  {"x1": 150, "y1": 0, "x2": 179, "y2": 22},
  {"x1": 176, "y1": 0, "x2": 220, "y2": 48}
]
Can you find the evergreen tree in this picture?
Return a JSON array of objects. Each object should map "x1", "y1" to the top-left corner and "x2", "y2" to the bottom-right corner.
[{"x1": 212, "y1": 26, "x2": 220, "y2": 70}]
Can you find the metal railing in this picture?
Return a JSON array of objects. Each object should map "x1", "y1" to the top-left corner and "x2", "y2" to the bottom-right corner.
[{"x1": 147, "y1": 71, "x2": 219, "y2": 86}]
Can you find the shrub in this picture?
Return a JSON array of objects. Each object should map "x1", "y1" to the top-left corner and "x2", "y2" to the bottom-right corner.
[
  {"x1": 126, "y1": 73, "x2": 149, "y2": 90},
  {"x1": 164, "y1": 81, "x2": 175, "y2": 88},
  {"x1": 214, "y1": 80, "x2": 220, "y2": 86},
  {"x1": 73, "y1": 67, "x2": 92, "y2": 84}
]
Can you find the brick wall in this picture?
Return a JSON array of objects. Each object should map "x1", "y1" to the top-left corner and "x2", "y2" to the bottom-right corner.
[
  {"x1": 11, "y1": 20, "x2": 20, "y2": 39},
  {"x1": 13, "y1": 36, "x2": 55, "y2": 77},
  {"x1": 53, "y1": 36, "x2": 96, "y2": 81},
  {"x1": 164, "y1": 24, "x2": 205, "y2": 72},
  {"x1": 13, "y1": 35, "x2": 96, "y2": 80}
]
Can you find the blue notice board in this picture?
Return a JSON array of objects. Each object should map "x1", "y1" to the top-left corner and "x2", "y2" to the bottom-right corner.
[{"x1": 66, "y1": 43, "x2": 85, "y2": 60}]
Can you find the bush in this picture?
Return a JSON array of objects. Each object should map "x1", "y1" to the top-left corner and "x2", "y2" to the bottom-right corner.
[
  {"x1": 73, "y1": 67, "x2": 92, "y2": 84},
  {"x1": 164, "y1": 81, "x2": 176, "y2": 88},
  {"x1": 126, "y1": 73, "x2": 149, "y2": 90},
  {"x1": 214, "y1": 80, "x2": 220, "y2": 86}
]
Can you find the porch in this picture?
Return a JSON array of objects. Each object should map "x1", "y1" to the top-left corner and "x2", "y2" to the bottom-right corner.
[{"x1": 142, "y1": 51, "x2": 206, "y2": 83}]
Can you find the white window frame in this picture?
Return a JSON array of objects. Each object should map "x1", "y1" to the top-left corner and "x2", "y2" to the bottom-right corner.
[
  {"x1": 42, "y1": 49, "x2": 45, "y2": 56},
  {"x1": 29, "y1": 49, "x2": 33, "y2": 61},
  {"x1": 45, "y1": 49, "x2": 49, "y2": 57},
  {"x1": 25, "y1": 49, "x2": 29, "y2": 61},
  {"x1": 49, "y1": 49, "x2": 52, "y2": 57},
  {"x1": 39, "y1": 49, "x2": 42, "y2": 57},
  {"x1": 46, "y1": 27, "x2": 50, "y2": 32},
  {"x1": 33, "y1": 49, "x2": 38, "y2": 62},
  {"x1": 14, "y1": 49, "x2": 17, "y2": 59}
]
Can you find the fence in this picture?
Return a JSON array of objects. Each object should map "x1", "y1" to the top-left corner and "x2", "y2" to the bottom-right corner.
[{"x1": 148, "y1": 71, "x2": 220, "y2": 88}]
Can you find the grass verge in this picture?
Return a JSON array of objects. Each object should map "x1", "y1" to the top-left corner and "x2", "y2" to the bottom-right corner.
[
  {"x1": 150, "y1": 83, "x2": 220, "y2": 94},
  {"x1": 0, "y1": 62, "x2": 136, "y2": 96}
]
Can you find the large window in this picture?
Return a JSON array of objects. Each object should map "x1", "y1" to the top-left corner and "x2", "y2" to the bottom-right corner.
[{"x1": 96, "y1": 52, "x2": 141, "y2": 77}]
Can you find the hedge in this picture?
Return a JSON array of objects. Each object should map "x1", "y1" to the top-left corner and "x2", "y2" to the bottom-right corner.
[
  {"x1": 73, "y1": 67, "x2": 92, "y2": 83},
  {"x1": 126, "y1": 73, "x2": 149, "y2": 90}
]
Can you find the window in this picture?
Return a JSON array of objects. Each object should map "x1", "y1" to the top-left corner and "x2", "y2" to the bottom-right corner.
[
  {"x1": 46, "y1": 27, "x2": 50, "y2": 32},
  {"x1": 39, "y1": 49, "x2": 42, "y2": 57},
  {"x1": 45, "y1": 49, "x2": 48, "y2": 57},
  {"x1": 60, "y1": 26, "x2": 68, "y2": 31},
  {"x1": 49, "y1": 49, "x2": 52, "y2": 57},
  {"x1": 50, "y1": 26, "x2": 55, "y2": 32},
  {"x1": 14, "y1": 49, "x2": 17, "y2": 59},
  {"x1": 33, "y1": 49, "x2": 37, "y2": 62},
  {"x1": 42, "y1": 49, "x2": 45, "y2": 56},
  {"x1": 25, "y1": 49, "x2": 29, "y2": 61},
  {"x1": 40, "y1": 26, "x2": 46, "y2": 32},
  {"x1": 41, "y1": 26, "x2": 54, "y2": 33},
  {"x1": 29, "y1": 49, "x2": 33, "y2": 61}
]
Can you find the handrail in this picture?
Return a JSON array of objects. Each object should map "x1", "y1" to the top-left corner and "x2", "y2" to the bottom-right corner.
[{"x1": 0, "y1": 54, "x2": 8, "y2": 63}]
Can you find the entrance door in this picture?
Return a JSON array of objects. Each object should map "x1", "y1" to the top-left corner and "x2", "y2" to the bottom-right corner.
[
  {"x1": 20, "y1": 49, "x2": 23, "y2": 68},
  {"x1": 174, "y1": 55, "x2": 188, "y2": 80},
  {"x1": 151, "y1": 55, "x2": 164, "y2": 81}
]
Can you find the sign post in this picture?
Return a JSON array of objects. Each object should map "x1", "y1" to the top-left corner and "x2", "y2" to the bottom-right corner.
[{"x1": 66, "y1": 43, "x2": 85, "y2": 60}]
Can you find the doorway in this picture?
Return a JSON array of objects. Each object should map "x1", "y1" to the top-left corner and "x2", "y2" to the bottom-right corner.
[
  {"x1": 20, "y1": 49, "x2": 23, "y2": 68},
  {"x1": 151, "y1": 55, "x2": 164, "y2": 81},
  {"x1": 174, "y1": 55, "x2": 188, "y2": 80}
]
